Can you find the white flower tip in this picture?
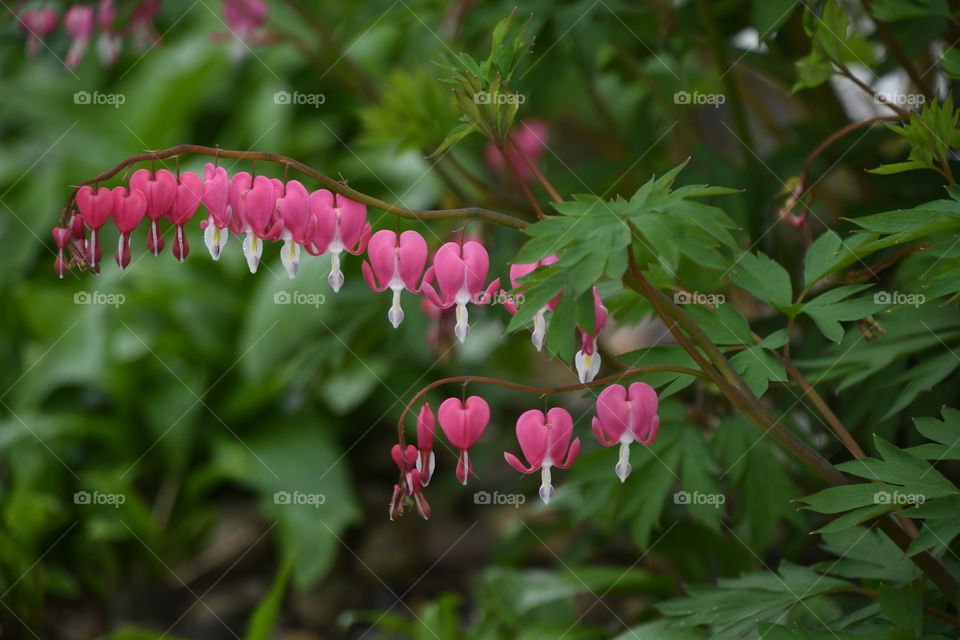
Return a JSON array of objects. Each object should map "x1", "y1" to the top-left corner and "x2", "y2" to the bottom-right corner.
[
  {"x1": 539, "y1": 484, "x2": 556, "y2": 505},
  {"x1": 328, "y1": 270, "x2": 344, "y2": 293},
  {"x1": 388, "y1": 305, "x2": 404, "y2": 329},
  {"x1": 615, "y1": 461, "x2": 632, "y2": 483}
]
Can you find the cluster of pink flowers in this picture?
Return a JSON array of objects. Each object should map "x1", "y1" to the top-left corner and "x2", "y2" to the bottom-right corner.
[
  {"x1": 390, "y1": 381, "x2": 660, "y2": 520},
  {"x1": 18, "y1": 1, "x2": 162, "y2": 68},
  {"x1": 17, "y1": 0, "x2": 267, "y2": 68}
]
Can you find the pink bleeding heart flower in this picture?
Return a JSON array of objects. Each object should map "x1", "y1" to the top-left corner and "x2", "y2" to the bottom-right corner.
[
  {"x1": 20, "y1": 8, "x2": 58, "y2": 57},
  {"x1": 415, "y1": 403, "x2": 435, "y2": 486},
  {"x1": 310, "y1": 190, "x2": 371, "y2": 292},
  {"x1": 130, "y1": 168, "x2": 178, "y2": 256},
  {"x1": 96, "y1": 0, "x2": 121, "y2": 65},
  {"x1": 502, "y1": 254, "x2": 560, "y2": 351},
  {"x1": 278, "y1": 179, "x2": 314, "y2": 279},
  {"x1": 52, "y1": 226, "x2": 73, "y2": 278},
  {"x1": 575, "y1": 287, "x2": 608, "y2": 383},
  {"x1": 485, "y1": 120, "x2": 550, "y2": 182},
  {"x1": 504, "y1": 408, "x2": 580, "y2": 505},
  {"x1": 438, "y1": 396, "x2": 490, "y2": 485},
  {"x1": 75, "y1": 185, "x2": 114, "y2": 270},
  {"x1": 592, "y1": 382, "x2": 660, "y2": 482},
  {"x1": 390, "y1": 444, "x2": 430, "y2": 520},
  {"x1": 361, "y1": 230, "x2": 428, "y2": 328},
  {"x1": 166, "y1": 172, "x2": 204, "y2": 263},
  {"x1": 223, "y1": 0, "x2": 267, "y2": 60},
  {"x1": 111, "y1": 186, "x2": 147, "y2": 270},
  {"x1": 64, "y1": 5, "x2": 95, "y2": 68},
  {"x1": 200, "y1": 164, "x2": 231, "y2": 260},
  {"x1": 237, "y1": 175, "x2": 282, "y2": 273},
  {"x1": 421, "y1": 241, "x2": 501, "y2": 343}
]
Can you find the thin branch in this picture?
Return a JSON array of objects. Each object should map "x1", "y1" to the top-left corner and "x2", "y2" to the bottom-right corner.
[
  {"x1": 59, "y1": 145, "x2": 530, "y2": 230},
  {"x1": 394, "y1": 365, "x2": 708, "y2": 451}
]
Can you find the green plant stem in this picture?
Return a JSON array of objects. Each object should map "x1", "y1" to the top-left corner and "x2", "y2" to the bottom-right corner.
[
  {"x1": 507, "y1": 133, "x2": 564, "y2": 203},
  {"x1": 800, "y1": 116, "x2": 899, "y2": 193},
  {"x1": 625, "y1": 253, "x2": 958, "y2": 603},
  {"x1": 60, "y1": 145, "x2": 531, "y2": 230},
  {"x1": 497, "y1": 141, "x2": 547, "y2": 219},
  {"x1": 859, "y1": 0, "x2": 934, "y2": 100}
]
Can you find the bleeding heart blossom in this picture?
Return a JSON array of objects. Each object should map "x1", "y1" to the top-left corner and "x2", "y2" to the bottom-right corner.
[
  {"x1": 438, "y1": 396, "x2": 490, "y2": 485},
  {"x1": 504, "y1": 408, "x2": 580, "y2": 505},
  {"x1": 503, "y1": 254, "x2": 560, "y2": 351},
  {"x1": 592, "y1": 382, "x2": 660, "y2": 482},
  {"x1": 485, "y1": 120, "x2": 550, "y2": 182},
  {"x1": 361, "y1": 230, "x2": 428, "y2": 328},
  {"x1": 421, "y1": 241, "x2": 500, "y2": 343},
  {"x1": 111, "y1": 186, "x2": 147, "y2": 269},
  {"x1": 415, "y1": 403, "x2": 435, "y2": 486},
  {"x1": 236, "y1": 175, "x2": 282, "y2": 273},
  {"x1": 64, "y1": 5, "x2": 95, "y2": 68},
  {"x1": 52, "y1": 226, "x2": 72, "y2": 278},
  {"x1": 96, "y1": 0, "x2": 121, "y2": 65},
  {"x1": 167, "y1": 172, "x2": 204, "y2": 262},
  {"x1": 575, "y1": 287, "x2": 608, "y2": 383},
  {"x1": 200, "y1": 164, "x2": 231, "y2": 260},
  {"x1": 310, "y1": 190, "x2": 371, "y2": 292},
  {"x1": 20, "y1": 7, "x2": 58, "y2": 57},
  {"x1": 75, "y1": 185, "x2": 114, "y2": 269},
  {"x1": 130, "y1": 168, "x2": 178, "y2": 256},
  {"x1": 389, "y1": 444, "x2": 430, "y2": 520},
  {"x1": 223, "y1": 0, "x2": 267, "y2": 60},
  {"x1": 277, "y1": 179, "x2": 314, "y2": 278}
]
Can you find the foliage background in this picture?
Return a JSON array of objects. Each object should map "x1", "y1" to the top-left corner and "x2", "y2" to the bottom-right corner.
[{"x1": 2, "y1": 0, "x2": 960, "y2": 638}]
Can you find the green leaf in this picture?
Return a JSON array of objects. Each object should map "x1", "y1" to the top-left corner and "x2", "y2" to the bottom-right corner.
[
  {"x1": 244, "y1": 558, "x2": 293, "y2": 640},
  {"x1": 866, "y1": 160, "x2": 928, "y2": 175},
  {"x1": 731, "y1": 252, "x2": 793, "y2": 309},
  {"x1": 684, "y1": 303, "x2": 753, "y2": 346},
  {"x1": 547, "y1": 289, "x2": 577, "y2": 362},
  {"x1": 730, "y1": 346, "x2": 787, "y2": 396},
  {"x1": 879, "y1": 582, "x2": 923, "y2": 634},
  {"x1": 754, "y1": 0, "x2": 799, "y2": 35}
]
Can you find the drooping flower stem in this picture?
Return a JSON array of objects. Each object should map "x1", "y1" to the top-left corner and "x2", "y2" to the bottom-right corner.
[
  {"x1": 506, "y1": 132, "x2": 563, "y2": 203},
  {"x1": 60, "y1": 145, "x2": 530, "y2": 230},
  {"x1": 394, "y1": 365, "x2": 707, "y2": 463}
]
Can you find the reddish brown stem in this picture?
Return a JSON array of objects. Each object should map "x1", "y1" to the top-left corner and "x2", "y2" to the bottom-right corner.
[
  {"x1": 394, "y1": 366, "x2": 707, "y2": 459},
  {"x1": 60, "y1": 145, "x2": 530, "y2": 230}
]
